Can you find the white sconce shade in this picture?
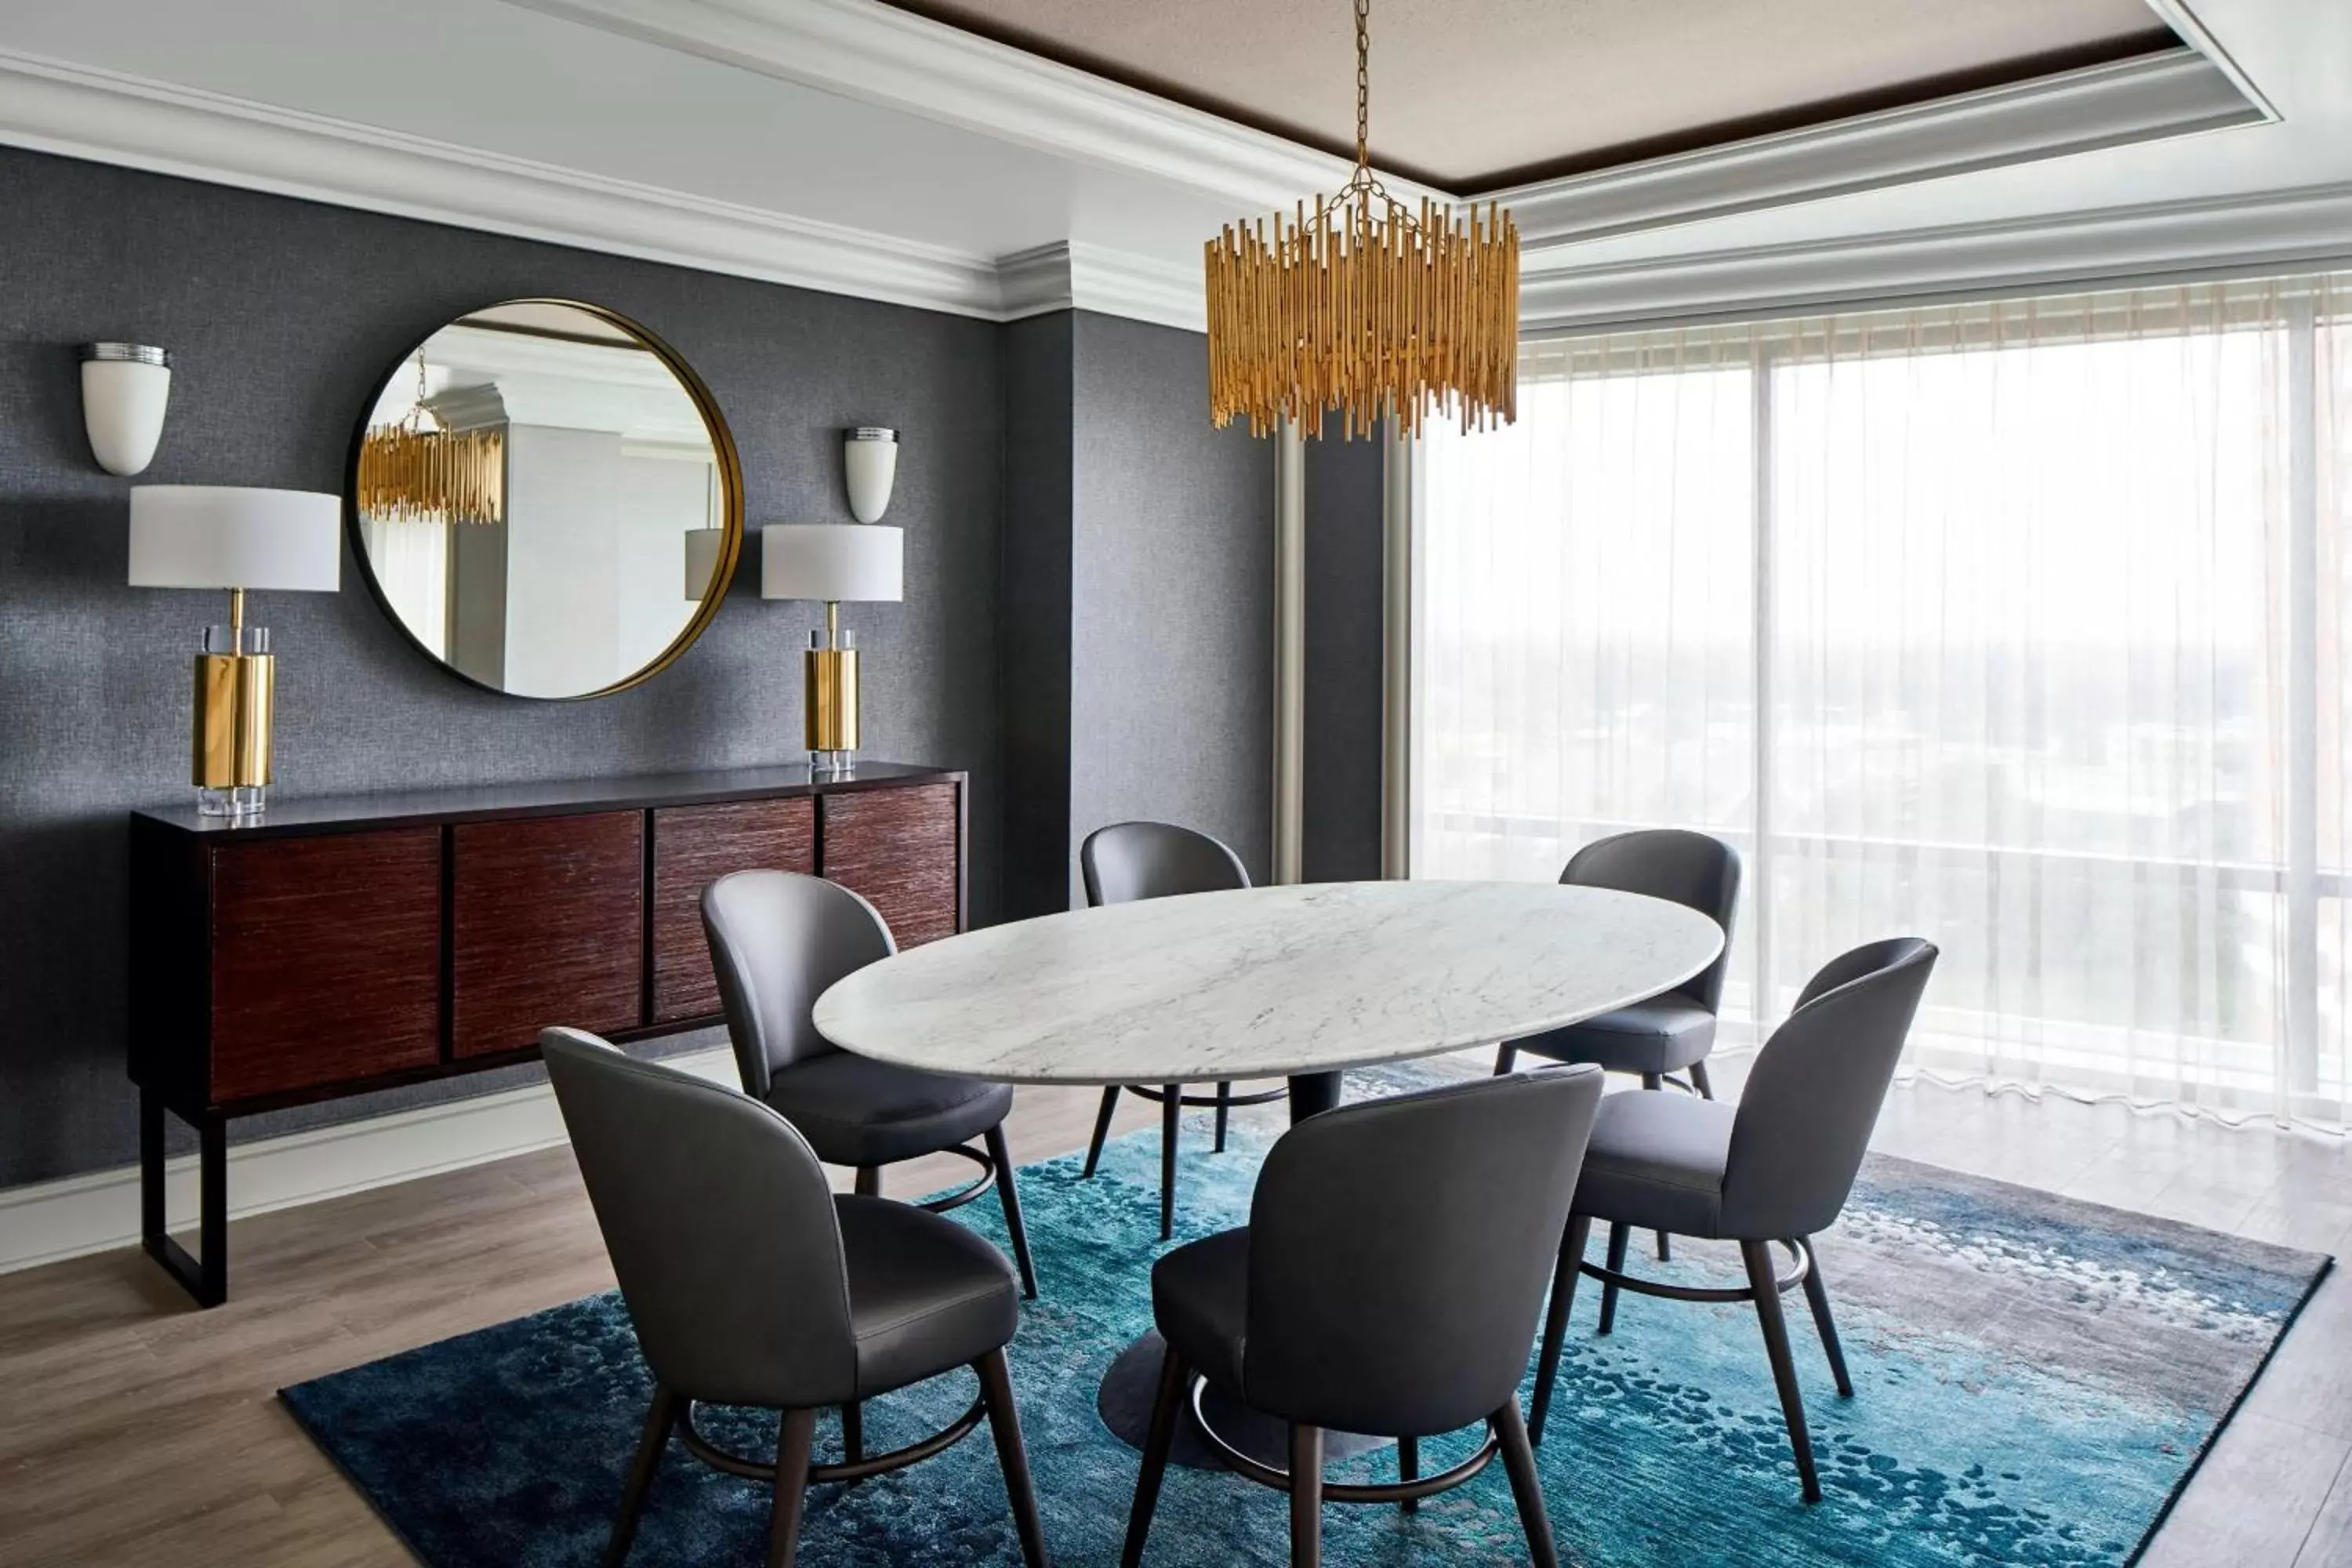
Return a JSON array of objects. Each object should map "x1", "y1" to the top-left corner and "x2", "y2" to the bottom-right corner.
[
  {"x1": 683, "y1": 527, "x2": 728, "y2": 600},
  {"x1": 81, "y1": 343, "x2": 171, "y2": 476},
  {"x1": 844, "y1": 426, "x2": 898, "y2": 524},
  {"x1": 129, "y1": 486, "x2": 343, "y2": 592},
  {"x1": 761, "y1": 522, "x2": 903, "y2": 603}
]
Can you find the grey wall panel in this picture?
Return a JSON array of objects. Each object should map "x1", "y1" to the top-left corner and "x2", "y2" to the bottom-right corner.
[
  {"x1": 996, "y1": 312, "x2": 1076, "y2": 922},
  {"x1": 0, "y1": 146, "x2": 1003, "y2": 1187},
  {"x1": 1068, "y1": 311, "x2": 1273, "y2": 902},
  {"x1": 1303, "y1": 423, "x2": 1385, "y2": 883}
]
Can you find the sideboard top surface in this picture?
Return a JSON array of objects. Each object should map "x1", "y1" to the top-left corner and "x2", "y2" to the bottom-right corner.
[{"x1": 131, "y1": 762, "x2": 962, "y2": 840}]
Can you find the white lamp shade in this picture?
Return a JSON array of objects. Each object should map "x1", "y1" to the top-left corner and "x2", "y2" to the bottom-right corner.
[
  {"x1": 844, "y1": 427, "x2": 898, "y2": 524},
  {"x1": 128, "y1": 486, "x2": 343, "y2": 592},
  {"x1": 684, "y1": 527, "x2": 728, "y2": 600},
  {"x1": 82, "y1": 351, "x2": 172, "y2": 477},
  {"x1": 761, "y1": 522, "x2": 902, "y2": 603}
]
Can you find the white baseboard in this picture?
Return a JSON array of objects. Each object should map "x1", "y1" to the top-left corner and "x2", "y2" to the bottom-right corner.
[{"x1": 0, "y1": 1044, "x2": 739, "y2": 1277}]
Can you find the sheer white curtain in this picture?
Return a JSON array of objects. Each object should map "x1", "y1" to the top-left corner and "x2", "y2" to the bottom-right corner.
[
  {"x1": 359, "y1": 514, "x2": 451, "y2": 659},
  {"x1": 1415, "y1": 273, "x2": 2352, "y2": 1127}
]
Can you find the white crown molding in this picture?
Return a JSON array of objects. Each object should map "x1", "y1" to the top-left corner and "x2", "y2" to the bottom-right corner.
[
  {"x1": 0, "y1": 1045, "x2": 737, "y2": 1276},
  {"x1": 0, "y1": 46, "x2": 1007, "y2": 319},
  {"x1": 997, "y1": 241, "x2": 1206, "y2": 333},
  {"x1": 1495, "y1": 48, "x2": 2267, "y2": 250},
  {"x1": 1519, "y1": 182, "x2": 2352, "y2": 335},
  {"x1": 506, "y1": 0, "x2": 1446, "y2": 212}
]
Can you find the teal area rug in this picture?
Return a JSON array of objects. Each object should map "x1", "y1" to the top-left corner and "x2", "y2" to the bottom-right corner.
[{"x1": 282, "y1": 1069, "x2": 2329, "y2": 1566}]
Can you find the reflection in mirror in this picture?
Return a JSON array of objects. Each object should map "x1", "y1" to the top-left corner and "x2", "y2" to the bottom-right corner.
[{"x1": 351, "y1": 300, "x2": 737, "y2": 699}]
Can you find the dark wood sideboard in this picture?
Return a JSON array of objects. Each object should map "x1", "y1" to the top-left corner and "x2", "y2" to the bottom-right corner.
[{"x1": 128, "y1": 763, "x2": 967, "y2": 1306}]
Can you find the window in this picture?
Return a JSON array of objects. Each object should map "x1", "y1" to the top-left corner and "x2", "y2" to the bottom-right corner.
[{"x1": 1415, "y1": 274, "x2": 2352, "y2": 1126}]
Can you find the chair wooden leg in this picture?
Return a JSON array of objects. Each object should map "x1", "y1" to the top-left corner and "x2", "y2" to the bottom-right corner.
[
  {"x1": 604, "y1": 1385, "x2": 679, "y2": 1568},
  {"x1": 1640, "y1": 1074, "x2": 1671, "y2": 1261},
  {"x1": 985, "y1": 1123, "x2": 1040, "y2": 1299},
  {"x1": 840, "y1": 1401, "x2": 862, "y2": 1466},
  {"x1": 1213, "y1": 1082, "x2": 1232, "y2": 1153},
  {"x1": 1396, "y1": 1435, "x2": 1420, "y2": 1514},
  {"x1": 1690, "y1": 1058, "x2": 1715, "y2": 1099},
  {"x1": 1597, "y1": 1221, "x2": 1629, "y2": 1336},
  {"x1": 1798, "y1": 1239, "x2": 1854, "y2": 1397},
  {"x1": 1492, "y1": 1400, "x2": 1560, "y2": 1568},
  {"x1": 767, "y1": 1407, "x2": 818, "y2": 1568},
  {"x1": 1160, "y1": 1086, "x2": 1181, "y2": 1242},
  {"x1": 1493, "y1": 1044, "x2": 1519, "y2": 1075},
  {"x1": 977, "y1": 1348, "x2": 1051, "y2": 1568},
  {"x1": 1082, "y1": 1087, "x2": 1120, "y2": 1178},
  {"x1": 1530, "y1": 1214, "x2": 1589, "y2": 1446},
  {"x1": 1120, "y1": 1345, "x2": 1188, "y2": 1568},
  {"x1": 1741, "y1": 1240, "x2": 1821, "y2": 1503},
  {"x1": 1289, "y1": 1425, "x2": 1324, "y2": 1568},
  {"x1": 855, "y1": 1167, "x2": 880, "y2": 1197}
]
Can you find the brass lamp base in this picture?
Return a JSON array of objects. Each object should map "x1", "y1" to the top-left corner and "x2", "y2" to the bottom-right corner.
[
  {"x1": 805, "y1": 601, "x2": 860, "y2": 775},
  {"x1": 192, "y1": 590, "x2": 274, "y2": 818}
]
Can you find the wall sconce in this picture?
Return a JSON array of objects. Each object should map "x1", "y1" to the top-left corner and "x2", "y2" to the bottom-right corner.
[
  {"x1": 80, "y1": 343, "x2": 172, "y2": 476},
  {"x1": 844, "y1": 426, "x2": 898, "y2": 523}
]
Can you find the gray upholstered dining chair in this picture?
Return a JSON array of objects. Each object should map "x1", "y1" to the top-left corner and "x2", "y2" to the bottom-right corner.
[
  {"x1": 1122, "y1": 1066, "x2": 1606, "y2": 1568},
  {"x1": 1494, "y1": 827, "x2": 1740, "y2": 1261},
  {"x1": 1526, "y1": 938, "x2": 1938, "y2": 1504},
  {"x1": 702, "y1": 869, "x2": 1038, "y2": 1310},
  {"x1": 1078, "y1": 822, "x2": 1286, "y2": 1241},
  {"x1": 540, "y1": 1029, "x2": 1049, "y2": 1568}
]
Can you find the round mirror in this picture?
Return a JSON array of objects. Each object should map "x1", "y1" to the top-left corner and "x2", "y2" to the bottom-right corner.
[{"x1": 347, "y1": 299, "x2": 742, "y2": 699}]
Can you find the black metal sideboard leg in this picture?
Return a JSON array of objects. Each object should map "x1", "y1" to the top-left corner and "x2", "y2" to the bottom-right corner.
[{"x1": 141, "y1": 1086, "x2": 227, "y2": 1308}]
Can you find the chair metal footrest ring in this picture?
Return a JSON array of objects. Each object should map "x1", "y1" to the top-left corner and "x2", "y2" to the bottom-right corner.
[
  {"x1": 1127, "y1": 1084, "x2": 1290, "y2": 1110},
  {"x1": 679, "y1": 1393, "x2": 989, "y2": 1485},
  {"x1": 1184, "y1": 1375, "x2": 1499, "y2": 1503},
  {"x1": 1580, "y1": 1235, "x2": 1811, "y2": 1305},
  {"x1": 914, "y1": 1142, "x2": 996, "y2": 1214}
]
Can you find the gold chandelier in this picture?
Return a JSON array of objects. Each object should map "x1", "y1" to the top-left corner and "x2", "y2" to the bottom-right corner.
[
  {"x1": 357, "y1": 354, "x2": 506, "y2": 526},
  {"x1": 1205, "y1": 0, "x2": 1517, "y2": 439}
]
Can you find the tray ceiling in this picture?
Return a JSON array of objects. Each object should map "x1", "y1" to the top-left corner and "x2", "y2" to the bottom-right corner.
[{"x1": 880, "y1": 0, "x2": 2178, "y2": 191}]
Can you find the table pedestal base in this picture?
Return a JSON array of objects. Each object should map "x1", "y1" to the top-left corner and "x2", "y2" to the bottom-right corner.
[{"x1": 1096, "y1": 1330, "x2": 1389, "y2": 1471}]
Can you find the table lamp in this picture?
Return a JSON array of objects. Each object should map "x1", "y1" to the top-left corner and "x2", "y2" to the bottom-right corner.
[
  {"x1": 128, "y1": 485, "x2": 342, "y2": 817},
  {"x1": 761, "y1": 521, "x2": 902, "y2": 774}
]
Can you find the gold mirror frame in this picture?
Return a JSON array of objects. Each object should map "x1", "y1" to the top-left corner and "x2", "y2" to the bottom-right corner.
[{"x1": 343, "y1": 298, "x2": 744, "y2": 701}]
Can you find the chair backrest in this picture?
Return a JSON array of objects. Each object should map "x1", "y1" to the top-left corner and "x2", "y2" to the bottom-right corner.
[
  {"x1": 540, "y1": 1028, "x2": 858, "y2": 1410},
  {"x1": 1720, "y1": 938, "x2": 1939, "y2": 1241},
  {"x1": 1080, "y1": 821, "x2": 1250, "y2": 906},
  {"x1": 702, "y1": 869, "x2": 894, "y2": 1098},
  {"x1": 1243, "y1": 1066, "x2": 1605, "y2": 1436},
  {"x1": 1560, "y1": 828, "x2": 1742, "y2": 1012}
]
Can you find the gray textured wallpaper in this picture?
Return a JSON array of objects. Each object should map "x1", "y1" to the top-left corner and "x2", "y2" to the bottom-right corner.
[
  {"x1": 0, "y1": 147, "x2": 1007, "y2": 1187},
  {"x1": 996, "y1": 313, "x2": 1077, "y2": 923},
  {"x1": 1069, "y1": 312, "x2": 1274, "y2": 900},
  {"x1": 1304, "y1": 424, "x2": 1385, "y2": 882}
]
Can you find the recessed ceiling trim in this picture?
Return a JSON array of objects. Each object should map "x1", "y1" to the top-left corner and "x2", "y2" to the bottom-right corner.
[
  {"x1": 1497, "y1": 47, "x2": 2267, "y2": 252},
  {"x1": 998, "y1": 241, "x2": 1205, "y2": 332},
  {"x1": 0, "y1": 46, "x2": 1007, "y2": 318},
  {"x1": 505, "y1": 0, "x2": 1450, "y2": 212},
  {"x1": 1519, "y1": 181, "x2": 2352, "y2": 336}
]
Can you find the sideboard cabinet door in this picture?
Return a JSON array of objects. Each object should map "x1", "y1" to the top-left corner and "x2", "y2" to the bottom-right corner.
[
  {"x1": 452, "y1": 811, "x2": 645, "y2": 1058},
  {"x1": 209, "y1": 829, "x2": 443, "y2": 1103},
  {"x1": 819, "y1": 782, "x2": 962, "y2": 948},
  {"x1": 649, "y1": 797, "x2": 816, "y2": 1023}
]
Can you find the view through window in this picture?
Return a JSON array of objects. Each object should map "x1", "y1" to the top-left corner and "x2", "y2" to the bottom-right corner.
[{"x1": 1415, "y1": 274, "x2": 2352, "y2": 1126}]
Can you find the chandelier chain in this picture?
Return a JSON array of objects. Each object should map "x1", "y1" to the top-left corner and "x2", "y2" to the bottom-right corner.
[{"x1": 1354, "y1": 0, "x2": 1370, "y2": 172}]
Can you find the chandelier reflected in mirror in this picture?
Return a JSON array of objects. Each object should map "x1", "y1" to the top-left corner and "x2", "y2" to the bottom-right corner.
[
  {"x1": 356, "y1": 353, "x2": 506, "y2": 526},
  {"x1": 1205, "y1": 0, "x2": 1518, "y2": 439}
]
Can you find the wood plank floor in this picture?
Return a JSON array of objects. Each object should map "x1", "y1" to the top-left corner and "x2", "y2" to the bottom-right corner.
[{"x1": 1, "y1": 1062, "x2": 2347, "y2": 1566}]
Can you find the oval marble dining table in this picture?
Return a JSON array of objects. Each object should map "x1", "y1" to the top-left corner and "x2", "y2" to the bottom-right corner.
[{"x1": 813, "y1": 878, "x2": 1724, "y2": 1466}]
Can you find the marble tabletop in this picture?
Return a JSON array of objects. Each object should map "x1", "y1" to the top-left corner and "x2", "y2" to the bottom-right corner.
[{"x1": 813, "y1": 879, "x2": 1724, "y2": 1085}]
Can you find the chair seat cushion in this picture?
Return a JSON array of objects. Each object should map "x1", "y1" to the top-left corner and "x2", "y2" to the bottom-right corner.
[
  {"x1": 1511, "y1": 997, "x2": 1717, "y2": 1077},
  {"x1": 1573, "y1": 1089, "x2": 1737, "y2": 1240},
  {"x1": 764, "y1": 1053, "x2": 1013, "y2": 1167},
  {"x1": 837, "y1": 1194, "x2": 1019, "y2": 1397},
  {"x1": 1150, "y1": 1226, "x2": 1250, "y2": 1401}
]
